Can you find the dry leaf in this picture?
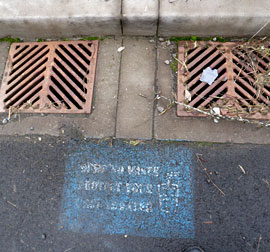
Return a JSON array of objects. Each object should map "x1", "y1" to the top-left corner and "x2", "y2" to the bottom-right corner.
[{"x1": 185, "y1": 89, "x2": 192, "y2": 101}]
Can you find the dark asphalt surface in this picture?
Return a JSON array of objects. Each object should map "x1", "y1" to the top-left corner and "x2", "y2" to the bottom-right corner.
[{"x1": 0, "y1": 135, "x2": 270, "y2": 252}]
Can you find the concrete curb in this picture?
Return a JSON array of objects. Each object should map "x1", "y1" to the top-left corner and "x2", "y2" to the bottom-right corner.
[
  {"x1": 0, "y1": 0, "x2": 122, "y2": 40},
  {"x1": 158, "y1": 0, "x2": 270, "y2": 37},
  {"x1": 122, "y1": 0, "x2": 158, "y2": 36},
  {"x1": 1, "y1": 0, "x2": 270, "y2": 39}
]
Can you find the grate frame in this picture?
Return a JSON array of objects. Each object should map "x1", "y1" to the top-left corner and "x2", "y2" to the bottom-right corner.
[
  {"x1": 0, "y1": 40, "x2": 99, "y2": 114},
  {"x1": 177, "y1": 41, "x2": 270, "y2": 120}
]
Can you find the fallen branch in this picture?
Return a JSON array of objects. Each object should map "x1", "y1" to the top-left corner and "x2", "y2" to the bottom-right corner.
[
  {"x1": 196, "y1": 153, "x2": 225, "y2": 196},
  {"x1": 156, "y1": 95, "x2": 270, "y2": 128}
]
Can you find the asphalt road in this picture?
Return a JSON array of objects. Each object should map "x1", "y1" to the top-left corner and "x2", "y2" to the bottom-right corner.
[{"x1": 0, "y1": 135, "x2": 270, "y2": 252}]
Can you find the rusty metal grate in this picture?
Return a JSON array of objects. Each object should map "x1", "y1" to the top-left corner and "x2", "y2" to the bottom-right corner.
[
  {"x1": 177, "y1": 41, "x2": 270, "y2": 119},
  {"x1": 0, "y1": 40, "x2": 99, "y2": 113}
]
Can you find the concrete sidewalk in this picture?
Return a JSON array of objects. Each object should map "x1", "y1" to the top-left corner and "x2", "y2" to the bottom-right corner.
[
  {"x1": 0, "y1": 0, "x2": 270, "y2": 39},
  {"x1": 1, "y1": 36, "x2": 270, "y2": 145}
]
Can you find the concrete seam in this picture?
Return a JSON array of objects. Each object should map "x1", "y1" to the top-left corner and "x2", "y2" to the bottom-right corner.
[
  {"x1": 151, "y1": 0, "x2": 160, "y2": 139},
  {"x1": 120, "y1": 0, "x2": 124, "y2": 35},
  {"x1": 152, "y1": 38, "x2": 159, "y2": 140},
  {"x1": 114, "y1": 37, "x2": 124, "y2": 138},
  {"x1": 156, "y1": 0, "x2": 161, "y2": 37}
]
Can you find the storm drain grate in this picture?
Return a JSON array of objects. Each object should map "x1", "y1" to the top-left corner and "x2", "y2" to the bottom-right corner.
[
  {"x1": 0, "y1": 40, "x2": 99, "y2": 113},
  {"x1": 177, "y1": 41, "x2": 270, "y2": 120}
]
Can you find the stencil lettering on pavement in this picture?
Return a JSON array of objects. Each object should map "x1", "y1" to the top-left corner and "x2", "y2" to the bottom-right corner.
[{"x1": 59, "y1": 141, "x2": 194, "y2": 238}]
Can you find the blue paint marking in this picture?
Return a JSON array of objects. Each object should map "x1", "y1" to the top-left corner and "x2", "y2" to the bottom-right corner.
[{"x1": 59, "y1": 141, "x2": 195, "y2": 238}]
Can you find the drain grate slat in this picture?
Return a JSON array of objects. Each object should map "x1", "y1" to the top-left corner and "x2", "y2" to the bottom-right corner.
[
  {"x1": 177, "y1": 41, "x2": 270, "y2": 119},
  {"x1": 187, "y1": 53, "x2": 226, "y2": 87},
  {"x1": 55, "y1": 48, "x2": 87, "y2": 81},
  {"x1": 57, "y1": 46, "x2": 88, "y2": 73},
  {"x1": 12, "y1": 84, "x2": 43, "y2": 109},
  {"x1": 13, "y1": 45, "x2": 30, "y2": 59},
  {"x1": 190, "y1": 71, "x2": 227, "y2": 106},
  {"x1": 0, "y1": 40, "x2": 98, "y2": 113},
  {"x1": 50, "y1": 75, "x2": 84, "y2": 109},
  {"x1": 11, "y1": 46, "x2": 48, "y2": 75},
  {"x1": 188, "y1": 47, "x2": 217, "y2": 70},
  {"x1": 5, "y1": 71, "x2": 45, "y2": 106}
]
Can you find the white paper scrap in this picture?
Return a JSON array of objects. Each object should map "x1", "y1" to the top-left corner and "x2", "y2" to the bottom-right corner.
[{"x1": 200, "y1": 67, "x2": 218, "y2": 85}]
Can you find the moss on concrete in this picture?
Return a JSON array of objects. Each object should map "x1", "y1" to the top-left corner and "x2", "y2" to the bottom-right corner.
[
  {"x1": 170, "y1": 36, "x2": 228, "y2": 42},
  {"x1": 0, "y1": 36, "x2": 22, "y2": 44}
]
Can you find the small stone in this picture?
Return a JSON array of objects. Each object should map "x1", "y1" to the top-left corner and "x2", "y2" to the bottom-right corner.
[
  {"x1": 42, "y1": 233, "x2": 47, "y2": 240},
  {"x1": 164, "y1": 60, "x2": 170, "y2": 65},
  {"x1": 117, "y1": 46, "x2": 125, "y2": 52},
  {"x1": 206, "y1": 179, "x2": 211, "y2": 184},
  {"x1": 159, "y1": 37, "x2": 165, "y2": 42},
  {"x1": 172, "y1": 53, "x2": 177, "y2": 58},
  {"x1": 213, "y1": 37, "x2": 217, "y2": 41},
  {"x1": 149, "y1": 39, "x2": 155, "y2": 43},
  {"x1": 124, "y1": 234, "x2": 128, "y2": 238},
  {"x1": 30, "y1": 127, "x2": 34, "y2": 131},
  {"x1": 166, "y1": 40, "x2": 171, "y2": 46},
  {"x1": 157, "y1": 106, "x2": 165, "y2": 113},
  {"x1": 38, "y1": 137, "x2": 42, "y2": 141},
  {"x1": 161, "y1": 42, "x2": 167, "y2": 47},
  {"x1": 40, "y1": 113, "x2": 45, "y2": 117},
  {"x1": 2, "y1": 118, "x2": 8, "y2": 124}
]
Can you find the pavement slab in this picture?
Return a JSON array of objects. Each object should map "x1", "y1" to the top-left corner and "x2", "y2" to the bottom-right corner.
[
  {"x1": 154, "y1": 42, "x2": 270, "y2": 144},
  {"x1": 0, "y1": 37, "x2": 121, "y2": 138},
  {"x1": 1, "y1": 37, "x2": 270, "y2": 144},
  {"x1": 116, "y1": 37, "x2": 155, "y2": 139},
  {"x1": 0, "y1": 42, "x2": 9, "y2": 84}
]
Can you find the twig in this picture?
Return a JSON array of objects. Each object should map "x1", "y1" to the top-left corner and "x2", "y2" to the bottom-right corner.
[
  {"x1": 173, "y1": 55, "x2": 189, "y2": 73},
  {"x1": 256, "y1": 235, "x2": 262, "y2": 252},
  {"x1": 7, "y1": 200, "x2": 17, "y2": 208},
  {"x1": 263, "y1": 178, "x2": 270, "y2": 188},
  {"x1": 196, "y1": 153, "x2": 225, "y2": 196},
  {"x1": 239, "y1": 165, "x2": 246, "y2": 175},
  {"x1": 249, "y1": 20, "x2": 270, "y2": 42},
  {"x1": 202, "y1": 221, "x2": 214, "y2": 224},
  {"x1": 159, "y1": 102, "x2": 175, "y2": 115}
]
